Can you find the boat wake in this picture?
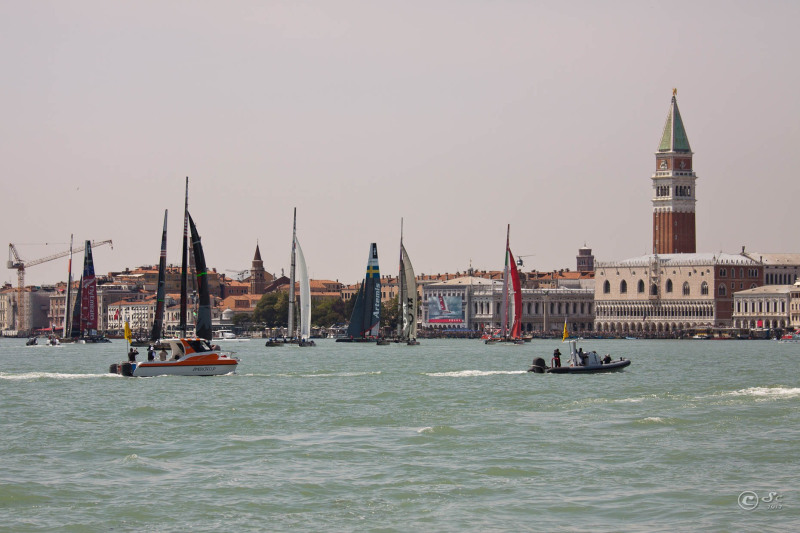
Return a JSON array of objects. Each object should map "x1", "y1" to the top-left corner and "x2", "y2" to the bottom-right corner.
[
  {"x1": 725, "y1": 386, "x2": 800, "y2": 399},
  {"x1": 416, "y1": 425, "x2": 462, "y2": 435},
  {"x1": 424, "y1": 370, "x2": 527, "y2": 377},
  {"x1": 0, "y1": 371, "x2": 115, "y2": 381}
]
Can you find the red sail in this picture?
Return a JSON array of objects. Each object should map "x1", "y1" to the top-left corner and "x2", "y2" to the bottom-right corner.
[{"x1": 507, "y1": 248, "x2": 522, "y2": 339}]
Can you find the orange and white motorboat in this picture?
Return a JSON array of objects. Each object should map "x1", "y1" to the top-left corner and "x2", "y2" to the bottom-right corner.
[{"x1": 110, "y1": 338, "x2": 238, "y2": 377}]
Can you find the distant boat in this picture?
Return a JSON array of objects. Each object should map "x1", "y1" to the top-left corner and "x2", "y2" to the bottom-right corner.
[
  {"x1": 488, "y1": 225, "x2": 523, "y2": 345},
  {"x1": 528, "y1": 340, "x2": 631, "y2": 374},
  {"x1": 110, "y1": 196, "x2": 239, "y2": 377},
  {"x1": 66, "y1": 241, "x2": 109, "y2": 343},
  {"x1": 397, "y1": 220, "x2": 419, "y2": 345},
  {"x1": 288, "y1": 208, "x2": 315, "y2": 347},
  {"x1": 337, "y1": 243, "x2": 381, "y2": 343}
]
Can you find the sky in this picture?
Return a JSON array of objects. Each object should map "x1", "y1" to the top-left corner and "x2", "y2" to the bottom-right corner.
[{"x1": 2, "y1": 1, "x2": 798, "y2": 288}]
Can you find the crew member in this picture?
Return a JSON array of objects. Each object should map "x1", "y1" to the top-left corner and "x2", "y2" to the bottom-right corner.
[{"x1": 551, "y1": 348, "x2": 562, "y2": 368}]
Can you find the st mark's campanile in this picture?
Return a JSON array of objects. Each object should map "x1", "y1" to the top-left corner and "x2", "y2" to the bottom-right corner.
[{"x1": 652, "y1": 90, "x2": 697, "y2": 254}]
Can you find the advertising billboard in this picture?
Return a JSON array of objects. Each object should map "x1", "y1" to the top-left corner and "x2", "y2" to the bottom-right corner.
[{"x1": 428, "y1": 295, "x2": 464, "y2": 324}]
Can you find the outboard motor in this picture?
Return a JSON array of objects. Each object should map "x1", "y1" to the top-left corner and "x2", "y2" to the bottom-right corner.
[
  {"x1": 121, "y1": 362, "x2": 134, "y2": 377},
  {"x1": 528, "y1": 357, "x2": 547, "y2": 373},
  {"x1": 109, "y1": 363, "x2": 119, "y2": 374}
]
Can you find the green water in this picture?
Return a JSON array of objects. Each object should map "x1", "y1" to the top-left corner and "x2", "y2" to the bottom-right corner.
[{"x1": 1, "y1": 338, "x2": 797, "y2": 531}]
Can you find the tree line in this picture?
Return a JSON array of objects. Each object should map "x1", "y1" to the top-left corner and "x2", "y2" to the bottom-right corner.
[{"x1": 239, "y1": 292, "x2": 400, "y2": 330}]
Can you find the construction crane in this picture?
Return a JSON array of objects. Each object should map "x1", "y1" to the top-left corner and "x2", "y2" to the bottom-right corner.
[{"x1": 7, "y1": 239, "x2": 113, "y2": 334}]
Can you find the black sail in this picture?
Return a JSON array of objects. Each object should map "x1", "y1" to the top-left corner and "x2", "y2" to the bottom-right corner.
[
  {"x1": 150, "y1": 210, "x2": 168, "y2": 342},
  {"x1": 188, "y1": 213, "x2": 212, "y2": 342},
  {"x1": 346, "y1": 280, "x2": 366, "y2": 338},
  {"x1": 70, "y1": 275, "x2": 83, "y2": 338}
]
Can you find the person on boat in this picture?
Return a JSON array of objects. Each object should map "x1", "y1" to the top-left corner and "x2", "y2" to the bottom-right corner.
[
  {"x1": 602, "y1": 353, "x2": 612, "y2": 364},
  {"x1": 159, "y1": 348, "x2": 168, "y2": 361},
  {"x1": 577, "y1": 347, "x2": 587, "y2": 366},
  {"x1": 147, "y1": 345, "x2": 155, "y2": 361},
  {"x1": 128, "y1": 347, "x2": 138, "y2": 362},
  {"x1": 551, "y1": 349, "x2": 562, "y2": 368}
]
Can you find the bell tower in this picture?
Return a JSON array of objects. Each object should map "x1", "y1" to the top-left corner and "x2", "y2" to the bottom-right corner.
[
  {"x1": 250, "y1": 243, "x2": 267, "y2": 295},
  {"x1": 652, "y1": 89, "x2": 697, "y2": 254}
]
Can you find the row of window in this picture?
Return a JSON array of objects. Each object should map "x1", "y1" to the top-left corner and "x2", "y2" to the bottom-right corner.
[
  {"x1": 597, "y1": 305, "x2": 713, "y2": 318},
  {"x1": 474, "y1": 301, "x2": 593, "y2": 316},
  {"x1": 605, "y1": 279, "x2": 710, "y2": 296},
  {"x1": 736, "y1": 300, "x2": 787, "y2": 314},
  {"x1": 766, "y1": 273, "x2": 798, "y2": 284},
  {"x1": 718, "y1": 268, "x2": 759, "y2": 278},
  {"x1": 655, "y1": 185, "x2": 692, "y2": 198}
]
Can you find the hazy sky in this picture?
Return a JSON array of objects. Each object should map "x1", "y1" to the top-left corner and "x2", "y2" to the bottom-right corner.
[{"x1": 2, "y1": 1, "x2": 798, "y2": 288}]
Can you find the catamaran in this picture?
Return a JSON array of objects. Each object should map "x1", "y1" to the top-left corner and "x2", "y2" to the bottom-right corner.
[
  {"x1": 337, "y1": 243, "x2": 382, "y2": 343},
  {"x1": 287, "y1": 208, "x2": 315, "y2": 347},
  {"x1": 66, "y1": 241, "x2": 110, "y2": 343}
]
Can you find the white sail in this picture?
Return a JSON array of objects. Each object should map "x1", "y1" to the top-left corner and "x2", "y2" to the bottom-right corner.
[
  {"x1": 295, "y1": 236, "x2": 311, "y2": 341},
  {"x1": 400, "y1": 242, "x2": 417, "y2": 340}
]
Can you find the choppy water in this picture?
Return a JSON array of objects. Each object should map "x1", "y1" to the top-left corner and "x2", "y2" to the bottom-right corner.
[{"x1": 1, "y1": 337, "x2": 798, "y2": 532}]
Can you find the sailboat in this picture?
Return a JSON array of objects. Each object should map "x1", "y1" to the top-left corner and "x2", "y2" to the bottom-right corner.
[
  {"x1": 488, "y1": 225, "x2": 524, "y2": 345},
  {"x1": 66, "y1": 241, "x2": 109, "y2": 343},
  {"x1": 336, "y1": 243, "x2": 382, "y2": 343},
  {"x1": 110, "y1": 203, "x2": 238, "y2": 377},
  {"x1": 287, "y1": 208, "x2": 315, "y2": 347},
  {"x1": 397, "y1": 220, "x2": 419, "y2": 345}
]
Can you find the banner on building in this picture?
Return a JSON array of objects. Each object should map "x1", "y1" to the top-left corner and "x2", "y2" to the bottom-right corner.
[{"x1": 428, "y1": 295, "x2": 464, "y2": 323}]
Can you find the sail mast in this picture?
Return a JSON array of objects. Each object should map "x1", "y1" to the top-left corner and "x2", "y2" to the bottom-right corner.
[
  {"x1": 501, "y1": 224, "x2": 510, "y2": 338},
  {"x1": 397, "y1": 219, "x2": 404, "y2": 339},
  {"x1": 63, "y1": 234, "x2": 74, "y2": 338},
  {"x1": 288, "y1": 207, "x2": 297, "y2": 339},
  {"x1": 180, "y1": 177, "x2": 189, "y2": 337}
]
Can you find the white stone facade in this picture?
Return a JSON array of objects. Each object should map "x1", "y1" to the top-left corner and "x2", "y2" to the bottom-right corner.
[{"x1": 733, "y1": 285, "x2": 792, "y2": 330}]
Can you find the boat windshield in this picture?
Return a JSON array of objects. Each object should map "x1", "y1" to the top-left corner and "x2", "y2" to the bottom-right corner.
[{"x1": 186, "y1": 339, "x2": 208, "y2": 353}]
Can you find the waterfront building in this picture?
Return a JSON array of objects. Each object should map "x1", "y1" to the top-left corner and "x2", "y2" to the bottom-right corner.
[
  {"x1": 652, "y1": 91, "x2": 697, "y2": 254},
  {"x1": 740, "y1": 251, "x2": 800, "y2": 285},
  {"x1": 790, "y1": 281, "x2": 800, "y2": 330},
  {"x1": 110, "y1": 265, "x2": 224, "y2": 298},
  {"x1": 107, "y1": 295, "x2": 161, "y2": 336},
  {"x1": 0, "y1": 285, "x2": 57, "y2": 334},
  {"x1": 0, "y1": 283, "x2": 15, "y2": 334},
  {"x1": 217, "y1": 294, "x2": 263, "y2": 319},
  {"x1": 732, "y1": 284, "x2": 792, "y2": 330},
  {"x1": 422, "y1": 276, "x2": 595, "y2": 334},
  {"x1": 594, "y1": 253, "x2": 763, "y2": 334}
]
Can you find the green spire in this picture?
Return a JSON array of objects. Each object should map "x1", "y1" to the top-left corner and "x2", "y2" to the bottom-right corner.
[{"x1": 658, "y1": 92, "x2": 691, "y2": 153}]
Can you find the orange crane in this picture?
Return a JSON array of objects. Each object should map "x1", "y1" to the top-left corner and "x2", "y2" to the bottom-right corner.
[{"x1": 7, "y1": 240, "x2": 113, "y2": 333}]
